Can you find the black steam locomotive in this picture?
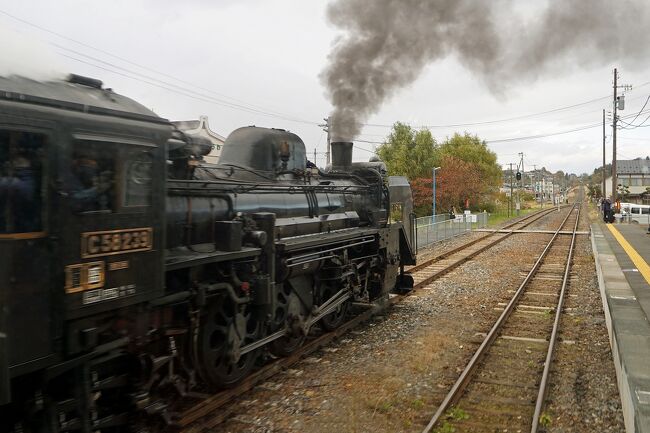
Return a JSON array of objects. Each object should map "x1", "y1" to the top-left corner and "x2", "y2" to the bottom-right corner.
[{"x1": 0, "y1": 74, "x2": 415, "y2": 431}]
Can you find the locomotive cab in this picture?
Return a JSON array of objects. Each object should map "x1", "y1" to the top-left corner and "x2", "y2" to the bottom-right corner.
[
  {"x1": 0, "y1": 130, "x2": 51, "y2": 406},
  {"x1": 0, "y1": 75, "x2": 169, "y2": 423}
]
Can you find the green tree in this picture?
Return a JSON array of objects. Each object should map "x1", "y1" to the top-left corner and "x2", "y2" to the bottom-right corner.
[
  {"x1": 376, "y1": 122, "x2": 438, "y2": 180},
  {"x1": 438, "y1": 132, "x2": 502, "y2": 196}
]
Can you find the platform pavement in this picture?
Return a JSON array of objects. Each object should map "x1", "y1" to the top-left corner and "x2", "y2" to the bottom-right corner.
[{"x1": 591, "y1": 221, "x2": 650, "y2": 433}]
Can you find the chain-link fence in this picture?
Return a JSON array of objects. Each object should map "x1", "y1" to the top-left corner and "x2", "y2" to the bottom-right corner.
[{"x1": 415, "y1": 212, "x2": 488, "y2": 251}]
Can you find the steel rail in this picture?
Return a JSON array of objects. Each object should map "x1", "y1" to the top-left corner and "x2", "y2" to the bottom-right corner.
[
  {"x1": 422, "y1": 204, "x2": 579, "y2": 433},
  {"x1": 412, "y1": 206, "x2": 568, "y2": 289},
  {"x1": 409, "y1": 206, "x2": 565, "y2": 274},
  {"x1": 530, "y1": 204, "x2": 581, "y2": 432}
]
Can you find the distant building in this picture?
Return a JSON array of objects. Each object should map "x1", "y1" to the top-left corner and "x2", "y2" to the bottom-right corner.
[
  {"x1": 604, "y1": 158, "x2": 650, "y2": 204},
  {"x1": 533, "y1": 178, "x2": 556, "y2": 198},
  {"x1": 172, "y1": 116, "x2": 226, "y2": 164}
]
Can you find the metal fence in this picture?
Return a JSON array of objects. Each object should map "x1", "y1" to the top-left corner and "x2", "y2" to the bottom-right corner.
[{"x1": 415, "y1": 212, "x2": 488, "y2": 251}]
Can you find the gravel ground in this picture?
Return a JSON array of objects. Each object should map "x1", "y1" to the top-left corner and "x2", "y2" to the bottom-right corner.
[{"x1": 212, "y1": 204, "x2": 623, "y2": 433}]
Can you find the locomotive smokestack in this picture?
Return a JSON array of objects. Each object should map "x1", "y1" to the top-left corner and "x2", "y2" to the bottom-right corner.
[{"x1": 330, "y1": 141, "x2": 353, "y2": 171}]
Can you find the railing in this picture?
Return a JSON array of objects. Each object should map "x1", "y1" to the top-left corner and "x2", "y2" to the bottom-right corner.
[{"x1": 415, "y1": 212, "x2": 488, "y2": 251}]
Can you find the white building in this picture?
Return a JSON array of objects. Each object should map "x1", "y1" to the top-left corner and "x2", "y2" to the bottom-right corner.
[
  {"x1": 604, "y1": 158, "x2": 650, "y2": 204},
  {"x1": 172, "y1": 116, "x2": 226, "y2": 164},
  {"x1": 533, "y1": 178, "x2": 557, "y2": 199}
]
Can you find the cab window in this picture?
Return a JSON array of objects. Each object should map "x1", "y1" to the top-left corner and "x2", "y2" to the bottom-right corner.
[
  {"x1": 70, "y1": 142, "x2": 116, "y2": 213},
  {"x1": 70, "y1": 141, "x2": 153, "y2": 213},
  {"x1": 124, "y1": 149, "x2": 152, "y2": 207},
  {"x1": 631, "y1": 207, "x2": 641, "y2": 215},
  {"x1": 0, "y1": 130, "x2": 44, "y2": 234}
]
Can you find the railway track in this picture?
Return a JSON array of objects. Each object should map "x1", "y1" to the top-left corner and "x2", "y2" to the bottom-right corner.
[
  {"x1": 166, "y1": 206, "x2": 574, "y2": 431},
  {"x1": 410, "y1": 206, "x2": 567, "y2": 289},
  {"x1": 422, "y1": 203, "x2": 582, "y2": 433}
]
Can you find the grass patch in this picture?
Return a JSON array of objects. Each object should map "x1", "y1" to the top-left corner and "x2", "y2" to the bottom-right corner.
[
  {"x1": 447, "y1": 407, "x2": 469, "y2": 421},
  {"x1": 487, "y1": 202, "x2": 548, "y2": 227},
  {"x1": 539, "y1": 412, "x2": 552, "y2": 427},
  {"x1": 376, "y1": 400, "x2": 393, "y2": 414},
  {"x1": 434, "y1": 421, "x2": 456, "y2": 433},
  {"x1": 411, "y1": 398, "x2": 425, "y2": 410}
]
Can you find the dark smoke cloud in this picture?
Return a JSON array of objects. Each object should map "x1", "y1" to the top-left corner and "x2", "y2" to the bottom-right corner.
[{"x1": 321, "y1": 0, "x2": 650, "y2": 141}]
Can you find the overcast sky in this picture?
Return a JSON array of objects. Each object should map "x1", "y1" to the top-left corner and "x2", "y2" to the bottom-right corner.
[{"x1": 2, "y1": 0, "x2": 650, "y2": 175}]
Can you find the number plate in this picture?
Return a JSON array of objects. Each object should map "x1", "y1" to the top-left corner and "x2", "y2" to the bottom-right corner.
[{"x1": 81, "y1": 228, "x2": 153, "y2": 258}]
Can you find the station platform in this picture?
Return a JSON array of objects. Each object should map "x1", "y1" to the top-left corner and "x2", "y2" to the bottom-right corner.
[{"x1": 592, "y1": 221, "x2": 650, "y2": 433}]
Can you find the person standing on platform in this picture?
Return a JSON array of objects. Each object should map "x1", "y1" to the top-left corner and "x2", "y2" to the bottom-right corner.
[{"x1": 603, "y1": 199, "x2": 611, "y2": 223}]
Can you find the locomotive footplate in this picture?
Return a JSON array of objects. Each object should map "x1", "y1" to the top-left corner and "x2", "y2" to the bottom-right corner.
[
  {"x1": 165, "y1": 246, "x2": 261, "y2": 271},
  {"x1": 276, "y1": 227, "x2": 380, "y2": 253}
]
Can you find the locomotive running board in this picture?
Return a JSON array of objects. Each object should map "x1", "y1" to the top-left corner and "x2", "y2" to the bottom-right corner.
[
  {"x1": 165, "y1": 246, "x2": 261, "y2": 271},
  {"x1": 277, "y1": 228, "x2": 379, "y2": 253}
]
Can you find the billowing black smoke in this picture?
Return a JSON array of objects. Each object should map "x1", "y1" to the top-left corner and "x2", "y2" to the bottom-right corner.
[{"x1": 321, "y1": 0, "x2": 650, "y2": 141}]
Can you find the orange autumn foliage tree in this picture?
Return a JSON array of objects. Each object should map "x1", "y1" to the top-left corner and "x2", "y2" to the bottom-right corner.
[{"x1": 411, "y1": 156, "x2": 483, "y2": 215}]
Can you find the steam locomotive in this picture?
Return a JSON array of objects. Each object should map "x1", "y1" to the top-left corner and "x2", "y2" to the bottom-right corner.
[{"x1": 0, "y1": 74, "x2": 415, "y2": 431}]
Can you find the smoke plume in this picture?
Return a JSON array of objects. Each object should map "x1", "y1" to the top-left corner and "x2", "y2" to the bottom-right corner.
[
  {"x1": 321, "y1": 0, "x2": 650, "y2": 141},
  {"x1": 0, "y1": 27, "x2": 66, "y2": 81}
]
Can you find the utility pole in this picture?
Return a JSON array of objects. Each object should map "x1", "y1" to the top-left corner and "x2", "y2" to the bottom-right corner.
[
  {"x1": 314, "y1": 148, "x2": 317, "y2": 167},
  {"x1": 520, "y1": 153, "x2": 525, "y2": 190},
  {"x1": 517, "y1": 152, "x2": 525, "y2": 216},
  {"x1": 533, "y1": 164, "x2": 540, "y2": 209},
  {"x1": 509, "y1": 163, "x2": 514, "y2": 217},
  {"x1": 613, "y1": 69, "x2": 618, "y2": 203},
  {"x1": 602, "y1": 109, "x2": 606, "y2": 200},
  {"x1": 319, "y1": 117, "x2": 331, "y2": 166},
  {"x1": 612, "y1": 68, "x2": 633, "y2": 203}
]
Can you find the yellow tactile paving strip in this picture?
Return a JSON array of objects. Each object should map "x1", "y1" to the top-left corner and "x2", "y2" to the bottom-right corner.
[{"x1": 606, "y1": 224, "x2": 650, "y2": 286}]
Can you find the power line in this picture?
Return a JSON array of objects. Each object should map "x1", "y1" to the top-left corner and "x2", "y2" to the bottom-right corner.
[
  {"x1": 353, "y1": 145, "x2": 379, "y2": 154},
  {"x1": 58, "y1": 53, "x2": 317, "y2": 126},
  {"x1": 57, "y1": 50, "x2": 319, "y2": 125},
  {"x1": 624, "y1": 93, "x2": 650, "y2": 125},
  {"x1": 358, "y1": 82, "x2": 650, "y2": 130},
  {"x1": 0, "y1": 8, "x2": 319, "y2": 126},
  {"x1": 8, "y1": 8, "x2": 650, "y2": 139},
  {"x1": 487, "y1": 107, "x2": 650, "y2": 144},
  {"x1": 618, "y1": 114, "x2": 650, "y2": 129},
  {"x1": 361, "y1": 96, "x2": 613, "y2": 129},
  {"x1": 0, "y1": 9, "x2": 263, "y2": 108}
]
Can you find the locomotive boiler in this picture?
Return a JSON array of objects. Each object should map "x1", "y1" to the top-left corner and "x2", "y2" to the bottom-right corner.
[{"x1": 0, "y1": 74, "x2": 416, "y2": 431}]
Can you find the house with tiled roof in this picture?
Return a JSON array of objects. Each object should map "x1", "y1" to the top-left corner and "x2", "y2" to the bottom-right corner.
[
  {"x1": 604, "y1": 158, "x2": 650, "y2": 203},
  {"x1": 172, "y1": 115, "x2": 226, "y2": 164}
]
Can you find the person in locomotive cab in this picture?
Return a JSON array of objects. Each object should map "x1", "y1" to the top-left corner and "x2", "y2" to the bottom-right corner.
[
  {"x1": 69, "y1": 156, "x2": 112, "y2": 212},
  {"x1": 0, "y1": 153, "x2": 40, "y2": 233}
]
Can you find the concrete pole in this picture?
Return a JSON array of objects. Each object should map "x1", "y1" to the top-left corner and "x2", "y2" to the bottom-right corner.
[
  {"x1": 602, "y1": 109, "x2": 606, "y2": 199},
  {"x1": 432, "y1": 168, "x2": 436, "y2": 218},
  {"x1": 612, "y1": 68, "x2": 618, "y2": 203},
  {"x1": 432, "y1": 167, "x2": 440, "y2": 219}
]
